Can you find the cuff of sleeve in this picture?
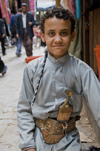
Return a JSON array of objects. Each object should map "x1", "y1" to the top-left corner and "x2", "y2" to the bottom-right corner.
[
  {"x1": 22, "y1": 146, "x2": 36, "y2": 151},
  {"x1": 20, "y1": 142, "x2": 36, "y2": 151}
]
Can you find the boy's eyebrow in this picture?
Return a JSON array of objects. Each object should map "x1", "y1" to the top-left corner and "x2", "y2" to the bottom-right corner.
[
  {"x1": 47, "y1": 29, "x2": 69, "y2": 32},
  {"x1": 47, "y1": 29, "x2": 55, "y2": 32},
  {"x1": 61, "y1": 29, "x2": 69, "y2": 31}
]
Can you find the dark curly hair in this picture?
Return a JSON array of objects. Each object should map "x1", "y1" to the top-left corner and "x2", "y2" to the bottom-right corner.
[{"x1": 40, "y1": 6, "x2": 75, "y2": 34}]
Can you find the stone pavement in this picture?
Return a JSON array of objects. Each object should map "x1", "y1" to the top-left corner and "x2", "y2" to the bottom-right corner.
[{"x1": 0, "y1": 45, "x2": 100, "y2": 151}]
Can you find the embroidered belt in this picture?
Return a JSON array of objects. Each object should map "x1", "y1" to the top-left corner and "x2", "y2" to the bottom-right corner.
[{"x1": 35, "y1": 117, "x2": 77, "y2": 144}]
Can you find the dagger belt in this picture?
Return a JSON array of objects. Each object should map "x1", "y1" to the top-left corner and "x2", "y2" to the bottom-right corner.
[{"x1": 35, "y1": 90, "x2": 80, "y2": 144}]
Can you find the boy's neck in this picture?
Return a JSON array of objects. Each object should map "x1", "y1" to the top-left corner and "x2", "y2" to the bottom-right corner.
[{"x1": 48, "y1": 52, "x2": 68, "y2": 59}]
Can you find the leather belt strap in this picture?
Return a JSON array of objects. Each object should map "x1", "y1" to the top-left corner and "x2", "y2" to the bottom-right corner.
[
  {"x1": 35, "y1": 117, "x2": 76, "y2": 135},
  {"x1": 35, "y1": 117, "x2": 77, "y2": 144}
]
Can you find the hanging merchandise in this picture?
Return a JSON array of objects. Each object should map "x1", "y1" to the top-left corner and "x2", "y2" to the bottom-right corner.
[
  {"x1": 9, "y1": 0, "x2": 13, "y2": 11},
  {"x1": 86, "y1": 0, "x2": 100, "y2": 12},
  {"x1": 15, "y1": 0, "x2": 18, "y2": 11},
  {"x1": 75, "y1": 0, "x2": 81, "y2": 19},
  {"x1": 17, "y1": 0, "x2": 21, "y2": 8},
  {"x1": 9, "y1": 0, "x2": 16, "y2": 14},
  {"x1": 60, "y1": 0, "x2": 69, "y2": 9},
  {"x1": 29, "y1": 0, "x2": 35, "y2": 13},
  {"x1": 5, "y1": 0, "x2": 9, "y2": 8},
  {"x1": 69, "y1": 0, "x2": 76, "y2": 16},
  {"x1": 37, "y1": 1, "x2": 55, "y2": 11},
  {"x1": 56, "y1": 0, "x2": 60, "y2": 7},
  {"x1": 7, "y1": 8, "x2": 11, "y2": 21},
  {"x1": 21, "y1": 0, "x2": 30, "y2": 11},
  {"x1": 0, "y1": 0, "x2": 10, "y2": 24},
  {"x1": 12, "y1": 3, "x2": 16, "y2": 14},
  {"x1": 29, "y1": 0, "x2": 36, "y2": 19},
  {"x1": 68, "y1": 19, "x2": 82, "y2": 59}
]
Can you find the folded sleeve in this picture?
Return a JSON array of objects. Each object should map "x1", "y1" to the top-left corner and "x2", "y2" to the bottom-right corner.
[{"x1": 17, "y1": 64, "x2": 36, "y2": 150}]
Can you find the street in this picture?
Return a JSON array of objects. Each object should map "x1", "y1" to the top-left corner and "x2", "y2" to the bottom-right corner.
[{"x1": 0, "y1": 45, "x2": 100, "y2": 151}]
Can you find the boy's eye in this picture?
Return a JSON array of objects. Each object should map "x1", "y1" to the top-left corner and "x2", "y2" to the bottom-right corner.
[
  {"x1": 48, "y1": 32, "x2": 55, "y2": 37},
  {"x1": 61, "y1": 32, "x2": 68, "y2": 36}
]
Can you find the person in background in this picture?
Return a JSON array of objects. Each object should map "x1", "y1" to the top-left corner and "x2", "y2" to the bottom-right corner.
[
  {"x1": 0, "y1": 56, "x2": 7, "y2": 75},
  {"x1": 10, "y1": 10, "x2": 18, "y2": 37},
  {"x1": 10, "y1": 10, "x2": 18, "y2": 45},
  {"x1": 7, "y1": 8, "x2": 12, "y2": 47},
  {"x1": 16, "y1": 8, "x2": 22, "y2": 57},
  {"x1": 16, "y1": 3, "x2": 35, "y2": 57},
  {"x1": 34, "y1": 23, "x2": 41, "y2": 48},
  {"x1": 0, "y1": 18, "x2": 6, "y2": 55},
  {"x1": 3, "y1": 19, "x2": 10, "y2": 47}
]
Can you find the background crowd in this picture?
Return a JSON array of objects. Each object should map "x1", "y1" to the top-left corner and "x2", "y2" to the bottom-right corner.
[{"x1": 0, "y1": 2, "x2": 45, "y2": 75}]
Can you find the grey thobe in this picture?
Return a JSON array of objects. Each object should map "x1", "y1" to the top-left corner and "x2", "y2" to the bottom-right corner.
[{"x1": 17, "y1": 52, "x2": 100, "y2": 151}]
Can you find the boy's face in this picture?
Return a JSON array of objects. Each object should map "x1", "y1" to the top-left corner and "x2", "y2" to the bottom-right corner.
[{"x1": 41, "y1": 17, "x2": 75, "y2": 58}]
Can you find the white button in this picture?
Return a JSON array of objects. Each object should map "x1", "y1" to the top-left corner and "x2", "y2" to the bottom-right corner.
[{"x1": 55, "y1": 59, "x2": 58, "y2": 62}]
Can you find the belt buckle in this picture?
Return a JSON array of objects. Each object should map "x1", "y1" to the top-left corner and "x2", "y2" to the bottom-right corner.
[{"x1": 62, "y1": 122, "x2": 68, "y2": 135}]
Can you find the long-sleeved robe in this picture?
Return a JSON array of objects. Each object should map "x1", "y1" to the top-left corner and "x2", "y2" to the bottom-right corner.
[{"x1": 17, "y1": 51, "x2": 100, "y2": 151}]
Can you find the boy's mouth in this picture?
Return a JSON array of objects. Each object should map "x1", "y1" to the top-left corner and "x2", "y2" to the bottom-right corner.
[{"x1": 53, "y1": 45, "x2": 64, "y2": 47}]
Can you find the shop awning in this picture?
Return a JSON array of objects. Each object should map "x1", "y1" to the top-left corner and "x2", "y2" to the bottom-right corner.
[{"x1": 37, "y1": 0, "x2": 55, "y2": 11}]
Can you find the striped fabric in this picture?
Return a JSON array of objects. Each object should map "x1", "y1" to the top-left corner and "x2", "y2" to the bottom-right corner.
[
  {"x1": 29, "y1": 0, "x2": 35, "y2": 12},
  {"x1": 69, "y1": 0, "x2": 76, "y2": 16},
  {"x1": 0, "y1": 0, "x2": 10, "y2": 23}
]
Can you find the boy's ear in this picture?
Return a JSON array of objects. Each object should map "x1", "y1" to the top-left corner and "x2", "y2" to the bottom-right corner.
[
  {"x1": 40, "y1": 32, "x2": 46, "y2": 42},
  {"x1": 71, "y1": 31, "x2": 76, "y2": 42}
]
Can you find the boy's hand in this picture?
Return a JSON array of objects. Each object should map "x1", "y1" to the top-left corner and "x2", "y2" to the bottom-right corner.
[{"x1": 26, "y1": 149, "x2": 36, "y2": 151}]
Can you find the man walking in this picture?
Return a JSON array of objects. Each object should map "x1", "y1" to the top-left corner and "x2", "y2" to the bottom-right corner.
[
  {"x1": 16, "y1": 3, "x2": 34, "y2": 57},
  {"x1": 0, "y1": 19, "x2": 6, "y2": 56}
]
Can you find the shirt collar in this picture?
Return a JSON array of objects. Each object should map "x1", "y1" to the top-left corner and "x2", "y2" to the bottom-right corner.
[
  {"x1": 48, "y1": 51, "x2": 69, "y2": 65},
  {"x1": 22, "y1": 13, "x2": 26, "y2": 16}
]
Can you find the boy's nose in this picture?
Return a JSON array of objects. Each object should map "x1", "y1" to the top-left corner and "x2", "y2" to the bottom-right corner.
[{"x1": 54, "y1": 35, "x2": 62, "y2": 43}]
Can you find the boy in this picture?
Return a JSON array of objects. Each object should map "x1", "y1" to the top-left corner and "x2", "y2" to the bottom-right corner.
[{"x1": 17, "y1": 7, "x2": 100, "y2": 151}]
